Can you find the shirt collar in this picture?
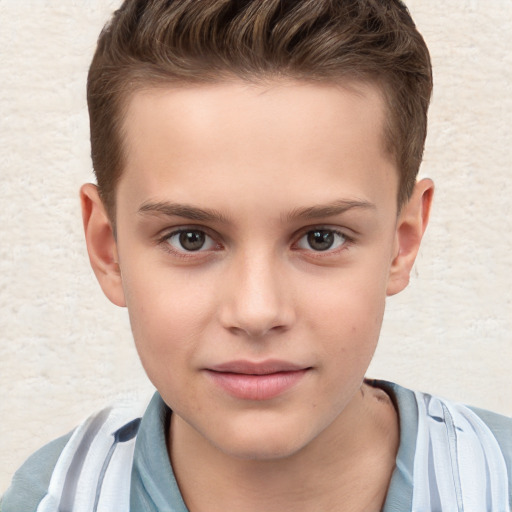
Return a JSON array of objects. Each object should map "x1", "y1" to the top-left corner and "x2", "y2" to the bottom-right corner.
[{"x1": 129, "y1": 381, "x2": 418, "y2": 511}]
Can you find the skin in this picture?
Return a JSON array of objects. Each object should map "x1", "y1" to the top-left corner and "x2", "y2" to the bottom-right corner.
[{"x1": 81, "y1": 80, "x2": 433, "y2": 511}]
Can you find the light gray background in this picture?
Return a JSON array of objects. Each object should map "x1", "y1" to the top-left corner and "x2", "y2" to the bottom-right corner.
[{"x1": 1, "y1": 0, "x2": 511, "y2": 492}]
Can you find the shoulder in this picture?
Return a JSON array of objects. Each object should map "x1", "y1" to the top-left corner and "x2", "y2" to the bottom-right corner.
[
  {"x1": 469, "y1": 404, "x2": 512, "y2": 446},
  {"x1": 375, "y1": 379, "x2": 512, "y2": 510},
  {"x1": 1, "y1": 431, "x2": 73, "y2": 512},
  {"x1": 1, "y1": 398, "x2": 146, "y2": 512},
  {"x1": 468, "y1": 404, "x2": 512, "y2": 484}
]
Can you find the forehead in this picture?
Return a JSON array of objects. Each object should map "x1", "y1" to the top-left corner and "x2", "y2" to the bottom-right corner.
[
  {"x1": 117, "y1": 79, "x2": 398, "y2": 216},
  {"x1": 122, "y1": 78, "x2": 388, "y2": 154}
]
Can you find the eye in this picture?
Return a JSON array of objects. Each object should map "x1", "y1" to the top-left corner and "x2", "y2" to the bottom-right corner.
[
  {"x1": 296, "y1": 229, "x2": 347, "y2": 252},
  {"x1": 165, "y1": 229, "x2": 217, "y2": 252}
]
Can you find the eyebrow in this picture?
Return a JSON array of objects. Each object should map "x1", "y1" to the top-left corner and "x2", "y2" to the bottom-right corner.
[
  {"x1": 138, "y1": 198, "x2": 375, "y2": 224},
  {"x1": 138, "y1": 201, "x2": 230, "y2": 223},
  {"x1": 285, "y1": 199, "x2": 376, "y2": 221}
]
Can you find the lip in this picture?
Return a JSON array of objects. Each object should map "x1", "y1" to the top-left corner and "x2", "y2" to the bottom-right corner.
[{"x1": 205, "y1": 360, "x2": 310, "y2": 401}]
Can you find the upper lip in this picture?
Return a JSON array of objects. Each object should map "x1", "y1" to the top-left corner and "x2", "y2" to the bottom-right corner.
[{"x1": 207, "y1": 360, "x2": 308, "y2": 375}]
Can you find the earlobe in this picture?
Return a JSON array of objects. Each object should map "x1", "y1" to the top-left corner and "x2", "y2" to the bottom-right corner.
[
  {"x1": 80, "y1": 183, "x2": 126, "y2": 307},
  {"x1": 386, "y1": 178, "x2": 434, "y2": 296}
]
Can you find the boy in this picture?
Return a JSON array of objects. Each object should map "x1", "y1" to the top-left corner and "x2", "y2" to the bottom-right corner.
[{"x1": 2, "y1": 0, "x2": 511, "y2": 511}]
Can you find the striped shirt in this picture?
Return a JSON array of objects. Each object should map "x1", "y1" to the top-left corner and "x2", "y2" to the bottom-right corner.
[{"x1": 2, "y1": 380, "x2": 511, "y2": 512}]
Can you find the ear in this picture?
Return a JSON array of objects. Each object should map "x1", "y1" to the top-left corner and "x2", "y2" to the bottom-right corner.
[
  {"x1": 386, "y1": 178, "x2": 434, "y2": 296},
  {"x1": 80, "y1": 183, "x2": 126, "y2": 307}
]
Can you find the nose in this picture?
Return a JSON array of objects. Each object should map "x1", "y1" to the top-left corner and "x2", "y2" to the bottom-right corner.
[{"x1": 218, "y1": 250, "x2": 295, "y2": 338}]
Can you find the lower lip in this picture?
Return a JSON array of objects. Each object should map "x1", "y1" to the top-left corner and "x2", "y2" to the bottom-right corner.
[{"x1": 205, "y1": 369, "x2": 309, "y2": 401}]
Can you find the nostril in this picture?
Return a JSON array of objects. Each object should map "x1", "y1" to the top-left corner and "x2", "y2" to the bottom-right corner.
[{"x1": 227, "y1": 322, "x2": 289, "y2": 339}]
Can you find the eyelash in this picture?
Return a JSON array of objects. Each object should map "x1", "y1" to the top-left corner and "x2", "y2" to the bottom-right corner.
[
  {"x1": 157, "y1": 226, "x2": 354, "y2": 259},
  {"x1": 158, "y1": 228, "x2": 221, "y2": 259}
]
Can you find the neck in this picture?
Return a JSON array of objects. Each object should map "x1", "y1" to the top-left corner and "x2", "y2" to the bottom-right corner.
[{"x1": 169, "y1": 383, "x2": 399, "y2": 512}]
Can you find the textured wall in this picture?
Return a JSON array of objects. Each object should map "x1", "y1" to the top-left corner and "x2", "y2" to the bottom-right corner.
[{"x1": 1, "y1": 0, "x2": 511, "y2": 492}]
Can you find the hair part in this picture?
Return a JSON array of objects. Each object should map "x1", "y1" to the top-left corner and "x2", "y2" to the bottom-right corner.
[{"x1": 88, "y1": 0, "x2": 433, "y2": 220}]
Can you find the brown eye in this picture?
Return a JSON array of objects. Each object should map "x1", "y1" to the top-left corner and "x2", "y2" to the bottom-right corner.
[
  {"x1": 307, "y1": 230, "x2": 334, "y2": 251},
  {"x1": 166, "y1": 229, "x2": 216, "y2": 252},
  {"x1": 296, "y1": 229, "x2": 347, "y2": 252},
  {"x1": 179, "y1": 230, "x2": 205, "y2": 251}
]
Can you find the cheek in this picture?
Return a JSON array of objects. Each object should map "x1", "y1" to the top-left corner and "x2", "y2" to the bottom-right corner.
[
  {"x1": 123, "y1": 277, "x2": 209, "y2": 407},
  {"x1": 309, "y1": 261, "x2": 388, "y2": 320},
  {"x1": 121, "y1": 266, "x2": 216, "y2": 368},
  {"x1": 304, "y1": 263, "x2": 389, "y2": 359}
]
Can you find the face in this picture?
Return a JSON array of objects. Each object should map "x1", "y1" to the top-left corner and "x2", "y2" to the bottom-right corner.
[{"x1": 109, "y1": 80, "x2": 404, "y2": 459}]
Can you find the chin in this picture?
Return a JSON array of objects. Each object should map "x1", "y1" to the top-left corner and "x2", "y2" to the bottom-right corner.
[
  {"x1": 221, "y1": 439, "x2": 306, "y2": 462},
  {"x1": 210, "y1": 420, "x2": 315, "y2": 462}
]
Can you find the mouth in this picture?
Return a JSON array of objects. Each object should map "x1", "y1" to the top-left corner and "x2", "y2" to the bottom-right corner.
[{"x1": 205, "y1": 360, "x2": 311, "y2": 401}]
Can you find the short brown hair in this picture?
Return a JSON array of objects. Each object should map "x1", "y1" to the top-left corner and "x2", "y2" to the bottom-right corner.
[{"x1": 88, "y1": 0, "x2": 432, "y2": 219}]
